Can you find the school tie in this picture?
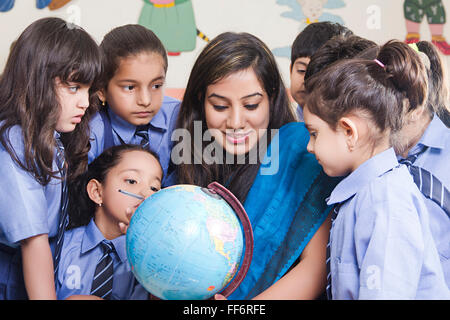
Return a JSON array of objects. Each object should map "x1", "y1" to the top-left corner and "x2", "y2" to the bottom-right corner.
[
  {"x1": 90, "y1": 240, "x2": 115, "y2": 300},
  {"x1": 53, "y1": 136, "x2": 69, "y2": 276},
  {"x1": 135, "y1": 125, "x2": 150, "y2": 149},
  {"x1": 400, "y1": 147, "x2": 450, "y2": 219},
  {"x1": 326, "y1": 204, "x2": 340, "y2": 300}
]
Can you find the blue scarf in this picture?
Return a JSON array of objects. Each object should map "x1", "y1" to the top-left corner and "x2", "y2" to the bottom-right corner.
[{"x1": 229, "y1": 122, "x2": 339, "y2": 299}]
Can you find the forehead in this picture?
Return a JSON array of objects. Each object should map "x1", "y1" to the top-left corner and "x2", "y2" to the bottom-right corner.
[
  {"x1": 113, "y1": 151, "x2": 161, "y2": 173},
  {"x1": 114, "y1": 52, "x2": 166, "y2": 80},
  {"x1": 303, "y1": 105, "x2": 324, "y2": 127},
  {"x1": 206, "y1": 68, "x2": 265, "y2": 97},
  {"x1": 294, "y1": 57, "x2": 311, "y2": 66}
]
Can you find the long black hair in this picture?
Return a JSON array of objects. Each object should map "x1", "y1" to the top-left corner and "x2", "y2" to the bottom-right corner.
[
  {"x1": 0, "y1": 17, "x2": 102, "y2": 185},
  {"x1": 175, "y1": 32, "x2": 295, "y2": 203}
]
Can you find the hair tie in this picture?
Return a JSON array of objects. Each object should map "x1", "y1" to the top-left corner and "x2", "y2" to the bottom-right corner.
[
  {"x1": 374, "y1": 59, "x2": 385, "y2": 68},
  {"x1": 408, "y1": 43, "x2": 420, "y2": 53}
]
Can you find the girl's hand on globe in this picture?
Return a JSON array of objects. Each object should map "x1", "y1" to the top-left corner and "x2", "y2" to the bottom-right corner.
[
  {"x1": 118, "y1": 207, "x2": 134, "y2": 234},
  {"x1": 214, "y1": 294, "x2": 227, "y2": 300}
]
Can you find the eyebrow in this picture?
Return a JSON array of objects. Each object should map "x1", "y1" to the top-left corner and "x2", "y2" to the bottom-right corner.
[
  {"x1": 117, "y1": 75, "x2": 165, "y2": 83},
  {"x1": 119, "y1": 168, "x2": 142, "y2": 174},
  {"x1": 120, "y1": 169, "x2": 163, "y2": 182},
  {"x1": 207, "y1": 92, "x2": 263, "y2": 100},
  {"x1": 295, "y1": 61, "x2": 308, "y2": 67}
]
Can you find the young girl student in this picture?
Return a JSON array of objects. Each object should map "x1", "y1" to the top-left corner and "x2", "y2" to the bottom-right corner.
[
  {"x1": 396, "y1": 41, "x2": 450, "y2": 289},
  {"x1": 56, "y1": 145, "x2": 162, "y2": 300},
  {"x1": 0, "y1": 17, "x2": 101, "y2": 299},
  {"x1": 357, "y1": 41, "x2": 450, "y2": 289},
  {"x1": 89, "y1": 24, "x2": 180, "y2": 187},
  {"x1": 303, "y1": 40, "x2": 450, "y2": 299}
]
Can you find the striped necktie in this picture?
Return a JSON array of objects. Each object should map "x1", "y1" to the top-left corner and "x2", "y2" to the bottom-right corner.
[
  {"x1": 326, "y1": 204, "x2": 340, "y2": 300},
  {"x1": 400, "y1": 147, "x2": 450, "y2": 219},
  {"x1": 53, "y1": 137, "x2": 69, "y2": 276},
  {"x1": 91, "y1": 240, "x2": 114, "y2": 299},
  {"x1": 135, "y1": 125, "x2": 150, "y2": 149}
]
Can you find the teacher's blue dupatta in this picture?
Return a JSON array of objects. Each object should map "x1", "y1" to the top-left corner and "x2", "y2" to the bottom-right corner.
[{"x1": 229, "y1": 122, "x2": 339, "y2": 299}]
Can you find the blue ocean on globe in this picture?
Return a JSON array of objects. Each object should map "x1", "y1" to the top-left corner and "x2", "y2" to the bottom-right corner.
[{"x1": 126, "y1": 184, "x2": 244, "y2": 300}]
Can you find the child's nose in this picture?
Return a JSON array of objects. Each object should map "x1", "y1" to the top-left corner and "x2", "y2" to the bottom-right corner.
[
  {"x1": 79, "y1": 90, "x2": 90, "y2": 109},
  {"x1": 306, "y1": 139, "x2": 314, "y2": 154},
  {"x1": 137, "y1": 89, "x2": 152, "y2": 107},
  {"x1": 141, "y1": 188, "x2": 155, "y2": 199}
]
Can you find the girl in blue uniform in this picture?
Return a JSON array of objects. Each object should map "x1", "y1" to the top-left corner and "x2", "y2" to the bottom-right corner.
[
  {"x1": 397, "y1": 41, "x2": 450, "y2": 289},
  {"x1": 303, "y1": 40, "x2": 449, "y2": 299},
  {"x1": 89, "y1": 24, "x2": 180, "y2": 187},
  {"x1": 358, "y1": 41, "x2": 450, "y2": 289},
  {"x1": 0, "y1": 17, "x2": 101, "y2": 299},
  {"x1": 57, "y1": 144, "x2": 162, "y2": 300}
]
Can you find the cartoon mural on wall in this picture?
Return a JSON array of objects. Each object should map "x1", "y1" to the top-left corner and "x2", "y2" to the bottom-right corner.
[
  {"x1": 404, "y1": 0, "x2": 450, "y2": 55},
  {"x1": 272, "y1": 0, "x2": 346, "y2": 58},
  {"x1": 138, "y1": 0, "x2": 210, "y2": 56},
  {"x1": 0, "y1": 0, "x2": 72, "y2": 12}
]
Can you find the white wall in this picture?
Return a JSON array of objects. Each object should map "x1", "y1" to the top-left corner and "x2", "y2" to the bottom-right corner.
[{"x1": 1, "y1": 0, "x2": 450, "y2": 89}]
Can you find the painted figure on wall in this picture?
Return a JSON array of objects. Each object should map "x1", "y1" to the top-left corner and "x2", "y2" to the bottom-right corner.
[
  {"x1": 273, "y1": 0, "x2": 346, "y2": 58},
  {"x1": 0, "y1": 0, "x2": 72, "y2": 12},
  {"x1": 404, "y1": 0, "x2": 450, "y2": 55},
  {"x1": 138, "y1": 0, "x2": 209, "y2": 56}
]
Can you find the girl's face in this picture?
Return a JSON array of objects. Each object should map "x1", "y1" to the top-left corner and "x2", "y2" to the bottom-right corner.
[
  {"x1": 303, "y1": 106, "x2": 354, "y2": 177},
  {"x1": 55, "y1": 77, "x2": 91, "y2": 133},
  {"x1": 95, "y1": 150, "x2": 163, "y2": 239},
  {"x1": 204, "y1": 68, "x2": 270, "y2": 156},
  {"x1": 101, "y1": 52, "x2": 166, "y2": 127}
]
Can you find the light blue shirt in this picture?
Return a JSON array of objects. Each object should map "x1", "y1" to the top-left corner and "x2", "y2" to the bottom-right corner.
[
  {"x1": 88, "y1": 96, "x2": 180, "y2": 186},
  {"x1": 0, "y1": 125, "x2": 61, "y2": 248},
  {"x1": 327, "y1": 148, "x2": 449, "y2": 299},
  {"x1": 398, "y1": 115, "x2": 450, "y2": 288},
  {"x1": 56, "y1": 219, "x2": 147, "y2": 300}
]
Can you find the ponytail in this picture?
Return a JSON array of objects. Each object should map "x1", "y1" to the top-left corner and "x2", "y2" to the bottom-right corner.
[
  {"x1": 416, "y1": 41, "x2": 450, "y2": 127},
  {"x1": 67, "y1": 170, "x2": 94, "y2": 229},
  {"x1": 376, "y1": 40, "x2": 428, "y2": 114},
  {"x1": 305, "y1": 40, "x2": 429, "y2": 135}
]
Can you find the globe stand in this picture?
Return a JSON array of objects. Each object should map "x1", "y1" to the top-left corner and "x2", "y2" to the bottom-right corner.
[{"x1": 206, "y1": 182, "x2": 254, "y2": 298}]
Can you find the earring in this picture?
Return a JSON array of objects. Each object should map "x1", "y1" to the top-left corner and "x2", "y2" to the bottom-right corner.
[
  {"x1": 98, "y1": 202, "x2": 102, "y2": 207},
  {"x1": 101, "y1": 100, "x2": 106, "y2": 107}
]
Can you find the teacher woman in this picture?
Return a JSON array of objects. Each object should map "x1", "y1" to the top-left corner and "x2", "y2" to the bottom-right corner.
[{"x1": 174, "y1": 32, "x2": 339, "y2": 299}]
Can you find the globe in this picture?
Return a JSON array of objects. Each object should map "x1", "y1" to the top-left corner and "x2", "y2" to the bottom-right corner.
[{"x1": 126, "y1": 183, "x2": 253, "y2": 300}]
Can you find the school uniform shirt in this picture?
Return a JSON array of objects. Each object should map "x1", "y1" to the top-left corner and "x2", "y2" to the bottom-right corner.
[
  {"x1": 397, "y1": 115, "x2": 450, "y2": 288},
  {"x1": 0, "y1": 125, "x2": 62, "y2": 299},
  {"x1": 88, "y1": 96, "x2": 180, "y2": 187},
  {"x1": 327, "y1": 148, "x2": 449, "y2": 299},
  {"x1": 56, "y1": 219, "x2": 147, "y2": 300}
]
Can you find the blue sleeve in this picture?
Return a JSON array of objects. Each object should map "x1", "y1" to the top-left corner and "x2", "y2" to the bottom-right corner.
[
  {"x1": 353, "y1": 183, "x2": 424, "y2": 299},
  {"x1": 128, "y1": 282, "x2": 149, "y2": 300},
  {"x1": 88, "y1": 112, "x2": 104, "y2": 164},
  {"x1": 0, "y1": 126, "x2": 52, "y2": 245},
  {"x1": 161, "y1": 98, "x2": 181, "y2": 187}
]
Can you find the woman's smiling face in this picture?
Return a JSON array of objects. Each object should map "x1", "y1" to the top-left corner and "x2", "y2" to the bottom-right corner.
[{"x1": 204, "y1": 68, "x2": 270, "y2": 156}]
